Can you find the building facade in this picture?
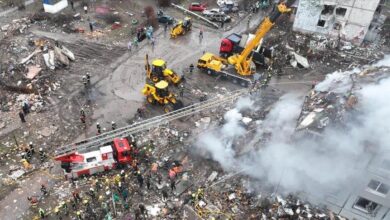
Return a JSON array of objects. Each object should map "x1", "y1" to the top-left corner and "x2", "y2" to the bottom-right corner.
[
  {"x1": 293, "y1": 0, "x2": 386, "y2": 45},
  {"x1": 316, "y1": 153, "x2": 390, "y2": 220}
]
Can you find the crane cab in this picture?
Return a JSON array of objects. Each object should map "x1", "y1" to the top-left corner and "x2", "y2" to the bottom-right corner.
[{"x1": 112, "y1": 138, "x2": 132, "y2": 165}]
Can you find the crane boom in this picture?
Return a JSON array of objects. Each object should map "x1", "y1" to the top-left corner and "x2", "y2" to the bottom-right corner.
[{"x1": 228, "y1": 2, "x2": 292, "y2": 75}]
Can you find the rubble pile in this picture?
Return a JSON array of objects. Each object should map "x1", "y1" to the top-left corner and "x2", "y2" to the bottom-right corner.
[{"x1": 296, "y1": 65, "x2": 390, "y2": 133}]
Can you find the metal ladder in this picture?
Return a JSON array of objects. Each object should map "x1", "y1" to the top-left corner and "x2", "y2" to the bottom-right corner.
[{"x1": 54, "y1": 88, "x2": 250, "y2": 157}]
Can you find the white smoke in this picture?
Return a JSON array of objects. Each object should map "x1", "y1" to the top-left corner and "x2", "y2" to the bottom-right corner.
[{"x1": 195, "y1": 56, "x2": 390, "y2": 198}]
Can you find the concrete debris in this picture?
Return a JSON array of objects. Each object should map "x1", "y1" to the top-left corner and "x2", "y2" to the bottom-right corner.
[
  {"x1": 290, "y1": 52, "x2": 309, "y2": 68},
  {"x1": 25, "y1": 65, "x2": 42, "y2": 79},
  {"x1": 54, "y1": 46, "x2": 70, "y2": 66},
  {"x1": 60, "y1": 45, "x2": 75, "y2": 61}
]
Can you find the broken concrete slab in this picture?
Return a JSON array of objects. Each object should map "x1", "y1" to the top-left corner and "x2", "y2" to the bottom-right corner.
[
  {"x1": 26, "y1": 65, "x2": 42, "y2": 79},
  {"x1": 61, "y1": 45, "x2": 75, "y2": 61},
  {"x1": 54, "y1": 46, "x2": 69, "y2": 66},
  {"x1": 43, "y1": 51, "x2": 55, "y2": 70},
  {"x1": 291, "y1": 52, "x2": 309, "y2": 68},
  {"x1": 19, "y1": 49, "x2": 41, "y2": 64}
]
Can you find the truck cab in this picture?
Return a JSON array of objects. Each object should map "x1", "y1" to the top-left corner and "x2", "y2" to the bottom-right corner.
[{"x1": 112, "y1": 138, "x2": 132, "y2": 165}]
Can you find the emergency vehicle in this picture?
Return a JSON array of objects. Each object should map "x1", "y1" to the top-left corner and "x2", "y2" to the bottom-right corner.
[{"x1": 55, "y1": 138, "x2": 132, "y2": 179}]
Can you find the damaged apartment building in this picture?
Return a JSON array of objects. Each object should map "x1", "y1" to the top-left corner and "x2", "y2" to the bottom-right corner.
[{"x1": 293, "y1": 0, "x2": 387, "y2": 44}]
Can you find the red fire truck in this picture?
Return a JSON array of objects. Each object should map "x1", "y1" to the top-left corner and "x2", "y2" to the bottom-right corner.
[
  {"x1": 219, "y1": 33, "x2": 273, "y2": 67},
  {"x1": 55, "y1": 138, "x2": 133, "y2": 179}
]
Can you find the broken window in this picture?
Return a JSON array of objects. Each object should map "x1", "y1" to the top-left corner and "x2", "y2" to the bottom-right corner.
[
  {"x1": 336, "y1": 7, "x2": 347, "y2": 17},
  {"x1": 317, "y1": 19, "x2": 326, "y2": 27},
  {"x1": 333, "y1": 23, "x2": 342, "y2": 30},
  {"x1": 353, "y1": 197, "x2": 379, "y2": 213},
  {"x1": 321, "y1": 5, "x2": 335, "y2": 15},
  {"x1": 367, "y1": 180, "x2": 389, "y2": 195}
]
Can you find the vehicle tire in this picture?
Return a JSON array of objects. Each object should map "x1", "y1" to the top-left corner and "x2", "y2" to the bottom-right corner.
[
  {"x1": 207, "y1": 69, "x2": 213, "y2": 75},
  {"x1": 152, "y1": 76, "x2": 159, "y2": 82},
  {"x1": 232, "y1": 79, "x2": 238, "y2": 84},
  {"x1": 163, "y1": 105, "x2": 173, "y2": 113},
  {"x1": 147, "y1": 96, "x2": 155, "y2": 104},
  {"x1": 131, "y1": 19, "x2": 138, "y2": 25},
  {"x1": 173, "y1": 100, "x2": 184, "y2": 110}
]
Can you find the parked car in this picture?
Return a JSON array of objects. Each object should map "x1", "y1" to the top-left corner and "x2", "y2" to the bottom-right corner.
[
  {"x1": 189, "y1": 2, "x2": 207, "y2": 12},
  {"x1": 202, "y1": 8, "x2": 223, "y2": 16},
  {"x1": 209, "y1": 13, "x2": 231, "y2": 22},
  {"x1": 221, "y1": 2, "x2": 239, "y2": 13},
  {"x1": 158, "y1": 15, "x2": 174, "y2": 24}
]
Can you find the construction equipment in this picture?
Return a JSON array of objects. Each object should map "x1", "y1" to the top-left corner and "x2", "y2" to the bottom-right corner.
[
  {"x1": 55, "y1": 138, "x2": 133, "y2": 179},
  {"x1": 54, "y1": 88, "x2": 248, "y2": 161},
  {"x1": 145, "y1": 54, "x2": 181, "y2": 85},
  {"x1": 197, "y1": 2, "x2": 292, "y2": 86},
  {"x1": 170, "y1": 17, "x2": 192, "y2": 38},
  {"x1": 142, "y1": 80, "x2": 183, "y2": 113},
  {"x1": 219, "y1": 33, "x2": 273, "y2": 66}
]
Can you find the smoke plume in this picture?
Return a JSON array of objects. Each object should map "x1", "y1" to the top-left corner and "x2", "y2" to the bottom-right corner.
[{"x1": 195, "y1": 57, "x2": 390, "y2": 198}]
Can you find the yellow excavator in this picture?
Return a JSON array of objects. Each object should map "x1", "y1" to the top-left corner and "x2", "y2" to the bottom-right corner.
[
  {"x1": 142, "y1": 80, "x2": 183, "y2": 113},
  {"x1": 145, "y1": 54, "x2": 181, "y2": 85},
  {"x1": 197, "y1": 2, "x2": 292, "y2": 86},
  {"x1": 170, "y1": 17, "x2": 192, "y2": 38}
]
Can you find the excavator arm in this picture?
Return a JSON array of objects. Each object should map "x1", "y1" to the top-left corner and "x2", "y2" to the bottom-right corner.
[{"x1": 228, "y1": 1, "x2": 292, "y2": 76}]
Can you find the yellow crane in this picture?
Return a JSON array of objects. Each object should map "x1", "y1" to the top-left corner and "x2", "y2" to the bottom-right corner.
[
  {"x1": 145, "y1": 54, "x2": 181, "y2": 85},
  {"x1": 197, "y1": 2, "x2": 292, "y2": 86}
]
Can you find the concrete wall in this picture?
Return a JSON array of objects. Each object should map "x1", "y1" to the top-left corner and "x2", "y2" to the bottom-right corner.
[
  {"x1": 324, "y1": 154, "x2": 390, "y2": 220},
  {"x1": 293, "y1": 0, "x2": 381, "y2": 45}
]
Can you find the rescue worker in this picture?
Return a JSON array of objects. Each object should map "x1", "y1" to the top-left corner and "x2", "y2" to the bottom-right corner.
[
  {"x1": 80, "y1": 108, "x2": 85, "y2": 117},
  {"x1": 27, "y1": 196, "x2": 38, "y2": 206},
  {"x1": 146, "y1": 174, "x2": 151, "y2": 190},
  {"x1": 41, "y1": 184, "x2": 48, "y2": 196},
  {"x1": 54, "y1": 206, "x2": 61, "y2": 220},
  {"x1": 170, "y1": 179, "x2": 176, "y2": 192},
  {"x1": 61, "y1": 201, "x2": 69, "y2": 215},
  {"x1": 86, "y1": 73, "x2": 91, "y2": 84},
  {"x1": 139, "y1": 203, "x2": 147, "y2": 218},
  {"x1": 39, "y1": 148, "x2": 46, "y2": 162},
  {"x1": 76, "y1": 210, "x2": 82, "y2": 220},
  {"x1": 137, "y1": 171, "x2": 144, "y2": 188},
  {"x1": 89, "y1": 22, "x2": 93, "y2": 32},
  {"x1": 19, "y1": 111, "x2": 26, "y2": 123},
  {"x1": 83, "y1": 4, "x2": 88, "y2": 14},
  {"x1": 70, "y1": 0, "x2": 74, "y2": 10},
  {"x1": 189, "y1": 63, "x2": 194, "y2": 74},
  {"x1": 96, "y1": 122, "x2": 101, "y2": 134},
  {"x1": 29, "y1": 142, "x2": 35, "y2": 155},
  {"x1": 72, "y1": 190, "x2": 82, "y2": 203},
  {"x1": 82, "y1": 76, "x2": 87, "y2": 86},
  {"x1": 88, "y1": 188, "x2": 95, "y2": 199},
  {"x1": 21, "y1": 158, "x2": 31, "y2": 169},
  {"x1": 111, "y1": 121, "x2": 116, "y2": 130},
  {"x1": 25, "y1": 147, "x2": 32, "y2": 159},
  {"x1": 162, "y1": 188, "x2": 168, "y2": 202},
  {"x1": 39, "y1": 207, "x2": 45, "y2": 218}
]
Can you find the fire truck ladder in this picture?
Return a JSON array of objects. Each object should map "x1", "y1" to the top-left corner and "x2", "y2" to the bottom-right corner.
[{"x1": 54, "y1": 88, "x2": 250, "y2": 157}]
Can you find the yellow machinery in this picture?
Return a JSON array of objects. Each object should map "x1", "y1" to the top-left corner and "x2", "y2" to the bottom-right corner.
[
  {"x1": 170, "y1": 17, "x2": 192, "y2": 38},
  {"x1": 142, "y1": 80, "x2": 183, "y2": 113},
  {"x1": 145, "y1": 54, "x2": 181, "y2": 85},
  {"x1": 197, "y1": 2, "x2": 292, "y2": 84}
]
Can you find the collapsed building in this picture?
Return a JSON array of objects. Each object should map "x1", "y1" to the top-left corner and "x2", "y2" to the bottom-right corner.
[
  {"x1": 293, "y1": 0, "x2": 387, "y2": 45},
  {"x1": 296, "y1": 60, "x2": 390, "y2": 220}
]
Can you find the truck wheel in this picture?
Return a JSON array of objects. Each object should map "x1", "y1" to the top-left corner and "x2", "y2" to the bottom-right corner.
[
  {"x1": 232, "y1": 79, "x2": 238, "y2": 84},
  {"x1": 147, "y1": 96, "x2": 155, "y2": 104},
  {"x1": 152, "y1": 76, "x2": 159, "y2": 82},
  {"x1": 163, "y1": 105, "x2": 173, "y2": 113}
]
